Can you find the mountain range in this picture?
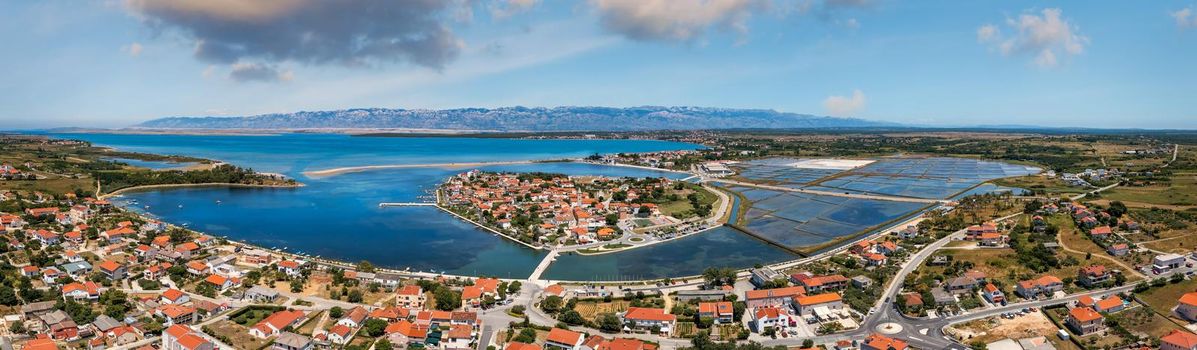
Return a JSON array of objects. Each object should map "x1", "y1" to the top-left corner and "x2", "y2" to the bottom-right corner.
[{"x1": 134, "y1": 106, "x2": 892, "y2": 131}]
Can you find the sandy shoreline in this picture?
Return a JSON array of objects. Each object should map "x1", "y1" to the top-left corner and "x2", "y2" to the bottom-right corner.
[{"x1": 99, "y1": 182, "x2": 303, "y2": 199}]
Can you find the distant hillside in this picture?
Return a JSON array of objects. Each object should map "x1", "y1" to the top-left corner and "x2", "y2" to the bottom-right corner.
[{"x1": 134, "y1": 106, "x2": 893, "y2": 131}]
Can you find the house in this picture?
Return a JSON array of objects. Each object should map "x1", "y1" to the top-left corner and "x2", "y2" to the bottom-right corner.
[
  {"x1": 861, "y1": 333, "x2": 908, "y2": 350},
  {"x1": 1089, "y1": 226, "x2": 1112, "y2": 239},
  {"x1": 444, "y1": 324, "x2": 475, "y2": 349},
  {"x1": 1077, "y1": 265, "x2": 1111, "y2": 287},
  {"x1": 158, "y1": 304, "x2": 198, "y2": 326},
  {"x1": 162, "y1": 325, "x2": 215, "y2": 350},
  {"x1": 272, "y1": 332, "x2": 313, "y2": 350},
  {"x1": 61, "y1": 281, "x2": 101, "y2": 301},
  {"x1": 24, "y1": 339, "x2": 58, "y2": 350},
  {"x1": 864, "y1": 253, "x2": 887, "y2": 266},
  {"x1": 96, "y1": 260, "x2": 126, "y2": 280},
  {"x1": 185, "y1": 261, "x2": 210, "y2": 275},
  {"x1": 1161, "y1": 330, "x2": 1197, "y2": 350},
  {"x1": 203, "y1": 274, "x2": 239, "y2": 291},
  {"x1": 384, "y1": 320, "x2": 428, "y2": 344},
  {"x1": 965, "y1": 222, "x2": 998, "y2": 239},
  {"x1": 851, "y1": 275, "x2": 874, "y2": 289},
  {"x1": 977, "y1": 232, "x2": 1005, "y2": 247},
  {"x1": 621, "y1": 307, "x2": 676, "y2": 336},
  {"x1": 1177, "y1": 292, "x2": 1197, "y2": 321},
  {"x1": 1065, "y1": 307, "x2": 1104, "y2": 336},
  {"x1": 327, "y1": 324, "x2": 353, "y2": 344},
  {"x1": 1107, "y1": 243, "x2": 1129, "y2": 256},
  {"x1": 242, "y1": 249, "x2": 274, "y2": 265},
  {"x1": 931, "y1": 289, "x2": 956, "y2": 306},
  {"x1": 506, "y1": 342, "x2": 542, "y2": 350},
  {"x1": 1155, "y1": 254, "x2": 1186, "y2": 273},
  {"x1": 545, "y1": 328, "x2": 585, "y2": 350},
  {"x1": 1015, "y1": 275, "x2": 1064, "y2": 299},
  {"x1": 750, "y1": 267, "x2": 784, "y2": 287},
  {"x1": 1093, "y1": 295, "x2": 1125, "y2": 313},
  {"x1": 750, "y1": 306, "x2": 786, "y2": 332},
  {"x1": 161, "y1": 288, "x2": 189, "y2": 305},
  {"x1": 277, "y1": 260, "x2": 302, "y2": 276},
  {"x1": 982, "y1": 283, "x2": 1005, "y2": 305},
  {"x1": 792, "y1": 293, "x2": 844, "y2": 318},
  {"x1": 944, "y1": 276, "x2": 978, "y2": 294},
  {"x1": 250, "y1": 310, "x2": 306, "y2": 338},
  {"x1": 336, "y1": 306, "x2": 369, "y2": 329},
  {"x1": 744, "y1": 286, "x2": 806, "y2": 309},
  {"x1": 697, "y1": 301, "x2": 734, "y2": 324},
  {"x1": 902, "y1": 293, "x2": 924, "y2": 311},
  {"x1": 396, "y1": 285, "x2": 426, "y2": 308},
  {"x1": 40, "y1": 310, "x2": 79, "y2": 340},
  {"x1": 245, "y1": 286, "x2": 280, "y2": 303},
  {"x1": 790, "y1": 274, "x2": 849, "y2": 293}
]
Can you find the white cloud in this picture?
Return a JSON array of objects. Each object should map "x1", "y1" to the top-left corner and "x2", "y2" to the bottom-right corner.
[
  {"x1": 1173, "y1": 6, "x2": 1196, "y2": 28},
  {"x1": 976, "y1": 24, "x2": 999, "y2": 42},
  {"x1": 823, "y1": 89, "x2": 865, "y2": 116},
  {"x1": 587, "y1": 0, "x2": 761, "y2": 43},
  {"x1": 490, "y1": 0, "x2": 541, "y2": 19},
  {"x1": 978, "y1": 8, "x2": 1088, "y2": 68},
  {"x1": 123, "y1": 42, "x2": 143, "y2": 57}
]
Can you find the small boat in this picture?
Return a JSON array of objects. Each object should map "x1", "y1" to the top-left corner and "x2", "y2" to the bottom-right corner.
[{"x1": 177, "y1": 204, "x2": 183, "y2": 208}]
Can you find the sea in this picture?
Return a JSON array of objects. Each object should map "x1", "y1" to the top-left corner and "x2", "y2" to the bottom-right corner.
[{"x1": 56, "y1": 133, "x2": 799, "y2": 280}]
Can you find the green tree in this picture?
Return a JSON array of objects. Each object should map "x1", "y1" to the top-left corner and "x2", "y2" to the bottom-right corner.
[
  {"x1": 513, "y1": 328, "x2": 538, "y2": 343},
  {"x1": 329, "y1": 306, "x2": 344, "y2": 319},
  {"x1": 0, "y1": 286, "x2": 17, "y2": 306},
  {"x1": 541, "y1": 295, "x2": 564, "y2": 313},
  {"x1": 361, "y1": 319, "x2": 388, "y2": 337},
  {"x1": 597, "y1": 313, "x2": 622, "y2": 333},
  {"x1": 434, "y1": 286, "x2": 462, "y2": 311},
  {"x1": 559, "y1": 310, "x2": 585, "y2": 325},
  {"x1": 374, "y1": 339, "x2": 394, "y2": 350},
  {"x1": 291, "y1": 279, "x2": 305, "y2": 293}
]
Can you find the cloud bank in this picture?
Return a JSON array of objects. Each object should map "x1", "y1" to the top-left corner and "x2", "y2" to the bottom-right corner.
[
  {"x1": 125, "y1": 0, "x2": 466, "y2": 78},
  {"x1": 978, "y1": 8, "x2": 1088, "y2": 68}
]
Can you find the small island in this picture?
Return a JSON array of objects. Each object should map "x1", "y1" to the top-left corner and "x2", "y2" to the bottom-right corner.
[{"x1": 439, "y1": 170, "x2": 723, "y2": 252}]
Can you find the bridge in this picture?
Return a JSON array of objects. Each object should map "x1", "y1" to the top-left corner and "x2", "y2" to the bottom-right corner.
[{"x1": 378, "y1": 202, "x2": 437, "y2": 207}]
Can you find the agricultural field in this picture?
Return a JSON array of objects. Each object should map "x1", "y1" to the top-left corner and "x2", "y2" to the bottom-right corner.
[
  {"x1": 992, "y1": 175, "x2": 1083, "y2": 197},
  {"x1": 572, "y1": 299, "x2": 633, "y2": 322}
]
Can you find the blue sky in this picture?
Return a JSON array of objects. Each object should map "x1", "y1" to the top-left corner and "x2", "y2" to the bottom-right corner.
[{"x1": 1, "y1": 0, "x2": 1195, "y2": 129}]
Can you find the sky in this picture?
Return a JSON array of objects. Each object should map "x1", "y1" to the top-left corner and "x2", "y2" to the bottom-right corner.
[{"x1": 1, "y1": 0, "x2": 1195, "y2": 129}]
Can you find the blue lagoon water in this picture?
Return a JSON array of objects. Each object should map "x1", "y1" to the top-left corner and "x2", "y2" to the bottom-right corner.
[
  {"x1": 541, "y1": 226, "x2": 796, "y2": 281},
  {"x1": 57, "y1": 133, "x2": 792, "y2": 279}
]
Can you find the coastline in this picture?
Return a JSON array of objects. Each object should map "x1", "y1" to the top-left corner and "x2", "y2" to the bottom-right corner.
[{"x1": 99, "y1": 182, "x2": 304, "y2": 199}]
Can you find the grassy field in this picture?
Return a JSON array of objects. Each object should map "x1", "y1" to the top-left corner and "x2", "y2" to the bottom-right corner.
[
  {"x1": 1115, "y1": 304, "x2": 1184, "y2": 340},
  {"x1": 1138, "y1": 278, "x2": 1197, "y2": 324},
  {"x1": 0, "y1": 178, "x2": 95, "y2": 197},
  {"x1": 658, "y1": 185, "x2": 719, "y2": 220},
  {"x1": 1102, "y1": 173, "x2": 1197, "y2": 207}
]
